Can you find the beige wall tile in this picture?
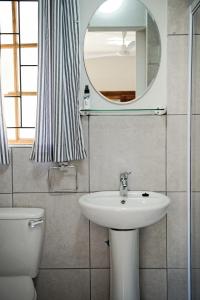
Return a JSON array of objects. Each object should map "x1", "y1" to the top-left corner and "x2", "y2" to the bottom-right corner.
[
  {"x1": 192, "y1": 269, "x2": 200, "y2": 300},
  {"x1": 90, "y1": 222, "x2": 110, "y2": 268},
  {"x1": 13, "y1": 147, "x2": 50, "y2": 192},
  {"x1": 36, "y1": 269, "x2": 90, "y2": 300},
  {"x1": 0, "y1": 149, "x2": 12, "y2": 193},
  {"x1": 168, "y1": 0, "x2": 189, "y2": 34},
  {"x1": 167, "y1": 115, "x2": 187, "y2": 191},
  {"x1": 192, "y1": 36, "x2": 200, "y2": 114},
  {"x1": 0, "y1": 194, "x2": 12, "y2": 207},
  {"x1": 140, "y1": 269, "x2": 167, "y2": 300},
  {"x1": 90, "y1": 116, "x2": 166, "y2": 192},
  {"x1": 191, "y1": 116, "x2": 200, "y2": 191},
  {"x1": 167, "y1": 36, "x2": 188, "y2": 114},
  {"x1": 167, "y1": 192, "x2": 187, "y2": 268},
  {"x1": 91, "y1": 269, "x2": 110, "y2": 300},
  {"x1": 192, "y1": 192, "x2": 200, "y2": 268},
  {"x1": 140, "y1": 217, "x2": 166, "y2": 268},
  {"x1": 168, "y1": 269, "x2": 187, "y2": 300},
  {"x1": 13, "y1": 193, "x2": 89, "y2": 268}
]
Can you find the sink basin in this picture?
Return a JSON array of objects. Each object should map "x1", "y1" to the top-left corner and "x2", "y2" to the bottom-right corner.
[{"x1": 79, "y1": 191, "x2": 170, "y2": 229}]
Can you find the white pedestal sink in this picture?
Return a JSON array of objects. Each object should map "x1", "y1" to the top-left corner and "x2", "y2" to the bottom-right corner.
[{"x1": 79, "y1": 191, "x2": 170, "y2": 300}]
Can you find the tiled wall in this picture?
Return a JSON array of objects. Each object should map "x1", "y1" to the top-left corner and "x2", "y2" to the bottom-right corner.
[
  {"x1": 167, "y1": 0, "x2": 189, "y2": 298},
  {"x1": 0, "y1": 0, "x2": 191, "y2": 299}
]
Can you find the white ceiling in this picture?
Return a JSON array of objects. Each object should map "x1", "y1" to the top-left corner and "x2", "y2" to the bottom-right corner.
[{"x1": 84, "y1": 31, "x2": 136, "y2": 59}]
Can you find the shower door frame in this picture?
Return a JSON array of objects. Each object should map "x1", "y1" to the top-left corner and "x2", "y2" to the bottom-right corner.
[{"x1": 187, "y1": 1, "x2": 200, "y2": 299}]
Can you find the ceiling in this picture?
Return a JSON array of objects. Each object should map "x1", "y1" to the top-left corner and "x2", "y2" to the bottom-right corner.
[{"x1": 84, "y1": 31, "x2": 136, "y2": 59}]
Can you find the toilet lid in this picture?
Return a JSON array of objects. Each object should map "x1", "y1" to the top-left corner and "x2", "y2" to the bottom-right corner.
[{"x1": 0, "y1": 276, "x2": 36, "y2": 300}]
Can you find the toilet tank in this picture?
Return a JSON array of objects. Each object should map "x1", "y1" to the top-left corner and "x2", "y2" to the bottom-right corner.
[{"x1": 0, "y1": 208, "x2": 45, "y2": 278}]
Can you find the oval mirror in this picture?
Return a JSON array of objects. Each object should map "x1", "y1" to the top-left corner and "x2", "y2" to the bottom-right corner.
[{"x1": 84, "y1": 0, "x2": 161, "y2": 104}]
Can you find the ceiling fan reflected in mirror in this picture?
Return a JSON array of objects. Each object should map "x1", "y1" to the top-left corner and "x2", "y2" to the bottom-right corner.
[
  {"x1": 118, "y1": 31, "x2": 135, "y2": 56},
  {"x1": 108, "y1": 31, "x2": 136, "y2": 56}
]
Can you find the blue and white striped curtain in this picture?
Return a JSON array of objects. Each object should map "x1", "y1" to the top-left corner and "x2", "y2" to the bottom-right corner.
[
  {"x1": 31, "y1": 0, "x2": 86, "y2": 163},
  {"x1": 0, "y1": 86, "x2": 9, "y2": 165},
  {"x1": 0, "y1": 38, "x2": 10, "y2": 165}
]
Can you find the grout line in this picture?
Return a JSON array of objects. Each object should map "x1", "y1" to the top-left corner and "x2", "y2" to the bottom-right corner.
[
  {"x1": 166, "y1": 268, "x2": 188, "y2": 270},
  {"x1": 0, "y1": 193, "x2": 14, "y2": 195},
  {"x1": 166, "y1": 214, "x2": 168, "y2": 269},
  {"x1": 168, "y1": 113, "x2": 200, "y2": 116},
  {"x1": 167, "y1": 113, "x2": 188, "y2": 116},
  {"x1": 38, "y1": 267, "x2": 189, "y2": 270},
  {"x1": 2, "y1": 191, "x2": 198, "y2": 195},
  {"x1": 167, "y1": 191, "x2": 188, "y2": 193},
  {"x1": 168, "y1": 33, "x2": 189, "y2": 36},
  {"x1": 88, "y1": 116, "x2": 90, "y2": 194},
  {"x1": 9, "y1": 191, "x2": 88, "y2": 194},
  {"x1": 1, "y1": 191, "x2": 197, "y2": 195},
  {"x1": 39, "y1": 267, "x2": 110, "y2": 270},
  {"x1": 166, "y1": 218, "x2": 169, "y2": 300},
  {"x1": 168, "y1": 33, "x2": 200, "y2": 36},
  {"x1": 166, "y1": 267, "x2": 169, "y2": 300},
  {"x1": 89, "y1": 221, "x2": 92, "y2": 300},
  {"x1": 165, "y1": 114, "x2": 168, "y2": 300},
  {"x1": 87, "y1": 116, "x2": 91, "y2": 300},
  {"x1": 87, "y1": 190, "x2": 169, "y2": 193}
]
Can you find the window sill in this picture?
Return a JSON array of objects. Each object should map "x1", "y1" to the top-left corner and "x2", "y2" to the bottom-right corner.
[{"x1": 8, "y1": 144, "x2": 32, "y2": 148}]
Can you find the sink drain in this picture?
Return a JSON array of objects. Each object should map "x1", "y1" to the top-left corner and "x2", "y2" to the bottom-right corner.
[{"x1": 121, "y1": 200, "x2": 126, "y2": 204}]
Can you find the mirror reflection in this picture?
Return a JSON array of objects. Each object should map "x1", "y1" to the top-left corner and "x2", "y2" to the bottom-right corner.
[{"x1": 84, "y1": 0, "x2": 161, "y2": 103}]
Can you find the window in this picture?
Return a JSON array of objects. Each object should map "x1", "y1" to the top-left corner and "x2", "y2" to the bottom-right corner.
[{"x1": 0, "y1": 0, "x2": 38, "y2": 144}]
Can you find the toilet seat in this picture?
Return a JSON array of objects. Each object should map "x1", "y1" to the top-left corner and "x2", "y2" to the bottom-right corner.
[{"x1": 0, "y1": 276, "x2": 36, "y2": 300}]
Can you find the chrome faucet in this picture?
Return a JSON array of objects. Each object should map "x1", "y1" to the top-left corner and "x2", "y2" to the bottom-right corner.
[{"x1": 120, "y1": 171, "x2": 131, "y2": 197}]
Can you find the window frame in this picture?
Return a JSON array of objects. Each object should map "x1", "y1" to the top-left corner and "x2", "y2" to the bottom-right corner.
[{"x1": 0, "y1": 0, "x2": 38, "y2": 145}]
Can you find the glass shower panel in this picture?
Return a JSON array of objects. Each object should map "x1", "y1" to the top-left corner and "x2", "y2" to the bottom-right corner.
[{"x1": 191, "y1": 3, "x2": 200, "y2": 300}]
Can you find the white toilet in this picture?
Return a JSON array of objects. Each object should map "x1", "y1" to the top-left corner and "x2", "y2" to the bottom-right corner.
[{"x1": 0, "y1": 208, "x2": 45, "y2": 300}]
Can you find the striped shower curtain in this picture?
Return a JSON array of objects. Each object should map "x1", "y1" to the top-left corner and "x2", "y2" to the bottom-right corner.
[
  {"x1": 31, "y1": 0, "x2": 86, "y2": 163},
  {"x1": 0, "y1": 86, "x2": 9, "y2": 165}
]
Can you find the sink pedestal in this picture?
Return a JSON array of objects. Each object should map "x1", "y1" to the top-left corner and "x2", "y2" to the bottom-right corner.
[{"x1": 110, "y1": 229, "x2": 139, "y2": 300}]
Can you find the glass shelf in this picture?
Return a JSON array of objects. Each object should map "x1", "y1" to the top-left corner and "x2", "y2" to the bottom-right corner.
[{"x1": 80, "y1": 108, "x2": 167, "y2": 116}]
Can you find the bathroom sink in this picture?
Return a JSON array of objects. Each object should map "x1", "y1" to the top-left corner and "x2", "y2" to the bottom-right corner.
[
  {"x1": 79, "y1": 191, "x2": 170, "y2": 299},
  {"x1": 79, "y1": 191, "x2": 170, "y2": 229}
]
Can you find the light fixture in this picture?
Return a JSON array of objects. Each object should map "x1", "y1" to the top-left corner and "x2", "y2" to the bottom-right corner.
[{"x1": 98, "y1": 0, "x2": 123, "y2": 14}]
